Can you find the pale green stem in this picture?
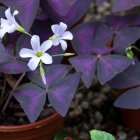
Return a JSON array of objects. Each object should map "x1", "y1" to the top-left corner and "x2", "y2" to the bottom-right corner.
[
  {"x1": 24, "y1": 31, "x2": 32, "y2": 37},
  {"x1": 131, "y1": 46, "x2": 140, "y2": 53},
  {"x1": 52, "y1": 53, "x2": 75, "y2": 57}
]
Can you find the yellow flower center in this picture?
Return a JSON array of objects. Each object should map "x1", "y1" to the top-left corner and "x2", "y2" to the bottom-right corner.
[{"x1": 36, "y1": 51, "x2": 42, "y2": 57}]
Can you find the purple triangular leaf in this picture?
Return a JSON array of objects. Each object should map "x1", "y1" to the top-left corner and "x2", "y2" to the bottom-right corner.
[
  {"x1": 92, "y1": 47, "x2": 114, "y2": 55},
  {"x1": 72, "y1": 22, "x2": 113, "y2": 55},
  {"x1": 112, "y1": 0, "x2": 140, "y2": 13},
  {"x1": 71, "y1": 22, "x2": 100, "y2": 55},
  {"x1": 110, "y1": 59, "x2": 140, "y2": 89},
  {"x1": 69, "y1": 55, "x2": 97, "y2": 88},
  {"x1": 114, "y1": 87, "x2": 140, "y2": 109},
  {"x1": 0, "y1": 43, "x2": 29, "y2": 74},
  {"x1": 92, "y1": 23, "x2": 113, "y2": 53},
  {"x1": 13, "y1": 84, "x2": 46, "y2": 123},
  {"x1": 0, "y1": 6, "x2": 7, "y2": 18},
  {"x1": 95, "y1": 0, "x2": 106, "y2": 5},
  {"x1": 0, "y1": 0, "x2": 40, "y2": 31},
  {"x1": 41, "y1": 0, "x2": 92, "y2": 27},
  {"x1": 48, "y1": 73, "x2": 81, "y2": 116},
  {"x1": 31, "y1": 20, "x2": 53, "y2": 42},
  {"x1": 105, "y1": 15, "x2": 133, "y2": 30},
  {"x1": 0, "y1": 43, "x2": 9, "y2": 63},
  {"x1": 47, "y1": 0, "x2": 77, "y2": 16},
  {"x1": 16, "y1": 35, "x2": 31, "y2": 56},
  {"x1": 27, "y1": 64, "x2": 72, "y2": 89},
  {"x1": 0, "y1": 59, "x2": 30, "y2": 74},
  {"x1": 97, "y1": 55, "x2": 134, "y2": 85},
  {"x1": 114, "y1": 27, "x2": 140, "y2": 54}
]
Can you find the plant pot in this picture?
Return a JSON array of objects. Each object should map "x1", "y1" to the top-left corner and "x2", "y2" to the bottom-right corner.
[
  {"x1": 0, "y1": 112, "x2": 64, "y2": 140},
  {"x1": 121, "y1": 109, "x2": 140, "y2": 133},
  {"x1": 117, "y1": 89, "x2": 140, "y2": 133}
]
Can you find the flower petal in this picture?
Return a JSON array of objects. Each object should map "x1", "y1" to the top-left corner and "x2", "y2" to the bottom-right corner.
[
  {"x1": 28, "y1": 56, "x2": 40, "y2": 71},
  {"x1": 51, "y1": 24, "x2": 59, "y2": 34},
  {"x1": 12, "y1": 10, "x2": 19, "y2": 25},
  {"x1": 60, "y1": 31, "x2": 73, "y2": 40},
  {"x1": 5, "y1": 7, "x2": 13, "y2": 23},
  {"x1": 31, "y1": 35, "x2": 41, "y2": 51},
  {"x1": 19, "y1": 48, "x2": 35, "y2": 58},
  {"x1": 41, "y1": 53, "x2": 53, "y2": 64},
  {"x1": 1, "y1": 18, "x2": 9, "y2": 27},
  {"x1": 60, "y1": 40, "x2": 67, "y2": 51},
  {"x1": 13, "y1": 10, "x2": 19, "y2": 16},
  {"x1": 41, "y1": 40, "x2": 52, "y2": 52},
  {"x1": 52, "y1": 38, "x2": 60, "y2": 46},
  {"x1": 0, "y1": 28, "x2": 7, "y2": 38},
  {"x1": 57, "y1": 22, "x2": 67, "y2": 35},
  {"x1": 7, "y1": 24, "x2": 16, "y2": 33}
]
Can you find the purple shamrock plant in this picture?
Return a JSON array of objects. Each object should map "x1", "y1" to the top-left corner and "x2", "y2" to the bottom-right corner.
[
  {"x1": 0, "y1": 0, "x2": 140, "y2": 126},
  {"x1": 0, "y1": 6, "x2": 81, "y2": 123},
  {"x1": 95, "y1": 0, "x2": 140, "y2": 12}
]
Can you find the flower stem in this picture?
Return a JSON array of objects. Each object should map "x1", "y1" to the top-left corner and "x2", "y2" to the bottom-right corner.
[
  {"x1": 52, "y1": 53, "x2": 75, "y2": 57},
  {"x1": 0, "y1": 79, "x2": 6, "y2": 100},
  {"x1": 1, "y1": 72, "x2": 26, "y2": 113},
  {"x1": 18, "y1": 76, "x2": 40, "y2": 90},
  {"x1": 130, "y1": 46, "x2": 140, "y2": 53},
  {"x1": 24, "y1": 31, "x2": 32, "y2": 37},
  {"x1": 39, "y1": 62, "x2": 47, "y2": 85},
  {"x1": 52, "y1": 54, "x2": 65, "y2": 57}
]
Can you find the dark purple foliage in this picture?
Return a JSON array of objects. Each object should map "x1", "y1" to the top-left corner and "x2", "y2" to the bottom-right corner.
[
  {"x1": 105, "y1": 14, "x2": 137, "y2": 30},
  {"x1": 112, "y1": 0, "x2": 140, "y2": 13},
  {"x1": 114, "y1": 87, "x2": 140, "y2": 109},
  {"x1": 48, "y1": 73, "x2": 81, "y2": 116},
  {"x1": 71, "y1": 22, "x2": 113, "y2": 55},
  {"x1": 104, "y1": 15, "x2": 140, "y2": 54},
  {"x1": 0, "y1": 44, "x2": 30, "y2": 74},
  {"x1": 47, "y1": 0, "x2": 77, "y2": 16},
  {"x1": 70, "y1": 54, "x2": 133, "y2": 87},
  {"x1": 27, "y1": 64, "x2": 72, "y2": 89},
  {"x1": 110, "y1": 59, "x2": 140, "y2": 89},
  {"x1": 70, "y1": 21, "x2": 134, "y2": 86},
  {"x1": 0, "y1": 6, "x2": 6, "y2": 17},
  {"x1": 41, "y1": 0, "x2": 92, "y2": 27},
  {"x1": 1, "y1": 0, "x2": 140, "y2": 121},
  {"x1": 69, "y1": 55, "x2": 97, "y2": 88},
  {"x1": 113, "y1": 27, "x2": 140, "y2": 54},
  {"x1": 0, "y1": 43, "x2": 9, "y2": 63},
  {"x1": 97, "y1": 55, "x2": 134, "y2": 85},
  {"x1": 95, "y1": 0, "x2": 140, "y2": 13},
  {"x1": 13, "y1": 84, "x2": 46, "y2": 123},
  {"x1": 0, "y1": 60, "x2": 30, "y2": 74},
  {"x1": 71, "y1": 22, "x2": 98, "y2": 55},
  {"x1": 95, "y1": 0, "x2": 106, "y2": 5},
  {"x1": 14, "y1": 71, "x2": 80, "y2": 121}
]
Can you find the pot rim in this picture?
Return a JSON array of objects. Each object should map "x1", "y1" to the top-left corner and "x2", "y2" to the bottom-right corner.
[{"x1": 0, "y1": 112, "x2": 62, "y2": 132}]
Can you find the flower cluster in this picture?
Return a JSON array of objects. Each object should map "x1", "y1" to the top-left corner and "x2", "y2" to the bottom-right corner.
[
  {"x1": 0, "y1": 8, "x2": 73, "y2": 85},
  {"x1": 1, "y1": 0, "x2": 140, "y2": 125}
]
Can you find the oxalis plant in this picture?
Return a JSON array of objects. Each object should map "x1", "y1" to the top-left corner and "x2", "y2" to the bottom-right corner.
[{"x1": 0, "y1": 0, "x2": 140, "y2": 132}]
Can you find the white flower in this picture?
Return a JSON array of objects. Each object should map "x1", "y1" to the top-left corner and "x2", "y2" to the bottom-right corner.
[
  {"x1": 50, "y1": 22, "x2": 73, "y2": 51},
  {"x1": 19, "y1": 35, "x2": 53, "y2": 71},
  {"x1": 0, "y1": 7, "x2": 19, "y2": 38}
]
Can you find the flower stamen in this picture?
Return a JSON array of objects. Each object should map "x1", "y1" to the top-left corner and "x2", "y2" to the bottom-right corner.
[{"x1": 36, "y1": 51, "x2": 43, "y2": 57}]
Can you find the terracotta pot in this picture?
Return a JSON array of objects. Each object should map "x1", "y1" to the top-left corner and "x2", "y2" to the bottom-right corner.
[
  {"x1": 117, "y1": 88, "x2": 140, "y2": 133},
  {"x1": 121, "y1": 109, "x2": 140, "y2": 133},
  {"x1": 0, "y1": 112, "x2": 64, "y2": 140}
]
